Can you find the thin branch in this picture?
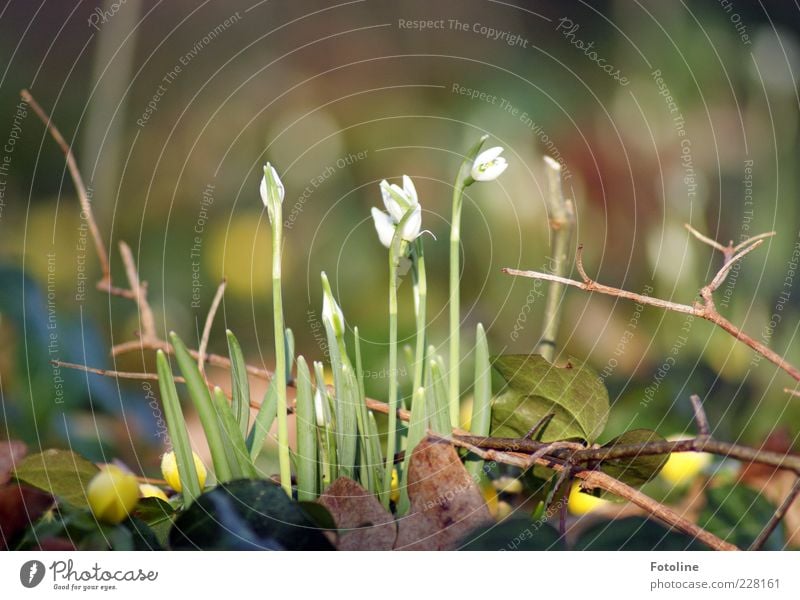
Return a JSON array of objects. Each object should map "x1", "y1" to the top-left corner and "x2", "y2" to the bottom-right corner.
[
  {"x1": 453, "y1": 434, "x2": 800, "y2": 474},
  {"x1": 198, "y1": 279, "x2": 227, "y2": 379},
  {"x1": 525, "y1": 412, "x2": 555, "y2": 440},
  {"x1": 118, "y1": 241, "x2": 157, "y2": 342},
  {"x1": 111, "y1": 337, "x2": 272, "y2": 379},
  {"x1": 503, "y1": 267, "x2": 699, "y2": 316},
  {"x1": 689, "y1": 394, "x2": 711, "y2": 437},
  {"x1": 734, "y1": 231, "x2": 776, "y2": 253},
  {"x1": 536, "y1": 156, "x2": 575, "y2": 361},
  {"x1": 21, "y1": 89, "x2": 111, "y2": 286},
  {"x1": 705, "y1": 239, "x2": 764, "y2": 294},
  {"x1": 442, "y1": 434, "x2": 737, "y2": 551},
  {"x1": 54, "y1": 360, "x2": 259, "y2": 409},
  {"x1": 684, "y1": 223, "x2": 730, "y2": 254},
  {"x1": 749, "y1": 477, "x2": 800, "y2": 551}
]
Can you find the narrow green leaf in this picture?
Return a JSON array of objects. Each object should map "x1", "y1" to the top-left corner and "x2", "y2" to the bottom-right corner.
[
  {"x1": 466, "y1": 324, "x2": 491, "y2": 482},
  {"x1": 324, "y1": 320, "x2": 357, "y2": 479},
  {"x1": 398, "y1": 386, "x2": 427, "y2": 515},
  {"x1": 353, "y1": 327, "x2": 376, "y2": 493},
  {"x1": 155, "y1": 350, "x2": 201, "y2": 502},
  {"x1": 314, "y1": 361, "x2": 336, "y2": 487},
  {"x1": 225, "y1": 330, "x2": 250, "y2": 437},
  {"x1": 295, "y1": 356, "x2": 317, "y2": 501},
  {"x1": 428, "y1": 356, "x2": 452, "y2": 435},
  {"x1": 490, "y1": 354, "x2": 609, "y2": 443},
  {"x1": 211, "y1": 386, "x2": 257, "y2": 480},
  {"x1": 367, "y1": 410, "x2": 384, "y2": 492},
  {"x1": 169, "y1": 332, "x2": 232, "y2": 483},
  {"x1": 247, "y1": 380, "x2": 276, "y2": 461},
  {"x1": 285, "y1": 328, "x2": 296, "y2": 384}
]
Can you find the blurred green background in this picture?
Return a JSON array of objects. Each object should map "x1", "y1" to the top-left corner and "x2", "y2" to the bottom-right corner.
[{"x1": 1, "y1": 0, "x2": 799, "y2": 476}]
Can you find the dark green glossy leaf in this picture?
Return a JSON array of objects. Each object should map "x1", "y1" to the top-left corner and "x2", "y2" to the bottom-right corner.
[
  {"x1": 490, "y1": 355, "x2": 609, "y2": 443},
  {"x1": 459, "y1": 520, "x2": 565, "y2": 550},
  {"x1": 298, "y1": 501, "x2": 337, "y2": 531},
  {"x1": 169, "y1": 479, "x2": 335, "y2": 550},
  {"x1": 13, "y1": 450, "x2": 98, "y2": 507},
  {"x1": 574, "y1": 517, "x2": 704, "y2": 550},
  {"x1": 699, "y1": 484, "x2": 783, "y2": 550},
  {"x1": 598, "y1": 429, "x2": 669, "y2": 489},
  {"x1": 133, "y1": 497, "x2": 175, "y2": 547}
]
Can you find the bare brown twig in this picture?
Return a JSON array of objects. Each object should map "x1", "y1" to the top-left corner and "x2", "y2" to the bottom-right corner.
[
  {"x1": 505, "y1": 229, "x2": 800, "y2": 382},
  {"x1": 117, "y1": 241, "x2": 158, "y2": 343},
  {"x1": 198, "y1": 279, "x2": 227, "y2": 380},
  {"x1": 21, "y1": 89, "x2": 111, "y2": 288},
  {"x1": 440, "y1": 434, "x2": 738, "y2": 551}
]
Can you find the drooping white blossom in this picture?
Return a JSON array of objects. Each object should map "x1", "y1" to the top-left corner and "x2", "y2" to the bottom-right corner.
[{"x1": 470, "y1": 146, "x2": 508, "y2": 182}]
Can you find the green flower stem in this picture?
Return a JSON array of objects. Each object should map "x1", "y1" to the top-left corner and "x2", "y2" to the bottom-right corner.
[
  {"x1": 271, "y1": 203, "x2": 292, "y2": 496},
  {"x1": 536, "y1": 157, "x2": 575, "y2": 362},
  {"x1": 448, "y1": 180, "x2": 465, "y2": 428},
  {"x1": 448, "y1": 134, "x2": 488, "y2": 428},
  {"x1": 381, "y1": 248, "x2": 400, "y2": 508},
  {"x1": 411, "y1": 240, "x2": 428, "y2": 396}
]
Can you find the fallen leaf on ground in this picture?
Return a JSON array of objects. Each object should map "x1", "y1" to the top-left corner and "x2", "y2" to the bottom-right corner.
[
  {"x1": 318, "y1": 477, "x2": 396, "y2": 550},
  {"x1": 394, "y1": 437, "x2": 492, "y2": 550}
]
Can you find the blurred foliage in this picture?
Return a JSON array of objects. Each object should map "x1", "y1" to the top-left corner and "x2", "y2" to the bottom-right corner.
[{"x1": 1, "y1": 0, "x2": 799, "y2": 480}]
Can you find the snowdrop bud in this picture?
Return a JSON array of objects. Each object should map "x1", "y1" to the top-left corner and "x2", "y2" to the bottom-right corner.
[
  {"x1": 160, "y1": 450, "x2": 207, "y2": 493},
  {"x1": 259, "y1": 162, "x2": 285, "y2": 224},
  {"x1": 380, "y1": 179, "x2": 410, "y2": 223},
  {"x1": 399, "y1": 204, "x2": 422, "y2": 243},
  {"x1": 320, "y1": 271, "x2": 345, "y2": 338},
  {"x1": 87, "y1": 465, "x2": 140, "y2": 524},
  {"x1": 313, "y1": 388, "x2": 327, "y2": 427},
  {"x1": 471, "y1": 146, "x2": 508, "y2": 182},
  {"x1": 371, "y1": 207, "x2": 395, "y2": 248}
]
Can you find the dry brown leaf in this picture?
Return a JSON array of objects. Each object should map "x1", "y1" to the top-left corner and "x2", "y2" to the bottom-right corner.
[
  {"x1": 0, "y1": 440, "x2": 27, "y2": 485},
  {"x1": 318, "y1": 477, "x2": 396, "y2": 550},
  {"x1": 394, "y1": 436, "x2": 492, "y2": 550}
]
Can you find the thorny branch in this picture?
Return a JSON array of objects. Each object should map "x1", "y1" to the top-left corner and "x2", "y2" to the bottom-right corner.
[
  {"x1": 504, "y1": 228, "x2": 800, "y2": 382},
  {"x1": 27, "y1": 89, "x2": 798, "y2": 551}
]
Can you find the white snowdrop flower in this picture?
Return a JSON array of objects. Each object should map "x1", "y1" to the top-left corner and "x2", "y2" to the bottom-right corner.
[{"x1": 470, "y1": 146, "x2": 508, "y2": 182}]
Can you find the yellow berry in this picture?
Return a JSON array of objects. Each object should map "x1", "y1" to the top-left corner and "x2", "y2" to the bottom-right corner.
[
  {"x1": 139, "y1": 483, "x2": 169, "y2": 502},
  {"x1": 87, "y1": 465, "x2": 140, "y2": 524},
  {"x1": 660, "y1": 449, "x2": 711, "y2": 487},
  {"x1": 160, "y1": 450, "x2": 207, "y2": 493},
  {"x1": 492, "y1": 476, "x2": 523, "y2": 495},
  {"x1": 568, "y1": 482, "x2": 608, "y2": 515}
]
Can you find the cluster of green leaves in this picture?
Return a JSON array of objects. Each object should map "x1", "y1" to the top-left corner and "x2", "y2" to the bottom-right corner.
[
  {"x1": 9, "y1": 447, "x2": 337, "y2": 550},
  {"x1": 489, "y1": 354, "x2": 670, "y2": 491}
]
